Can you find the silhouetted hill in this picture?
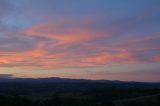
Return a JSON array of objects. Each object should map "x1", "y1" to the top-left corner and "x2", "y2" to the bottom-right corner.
[
  {"x1": 114, "y1": 94, "x2": 160, "y2": 106},
  {"x1": 0, "y1": 77, "x2": 120, "y2": 83},
  {"x1": 0, "y1": 77, "x2": 160, "y2": 89},
  {"x1": 0, "y1": 78, "x2": 160, "y2": 106}
]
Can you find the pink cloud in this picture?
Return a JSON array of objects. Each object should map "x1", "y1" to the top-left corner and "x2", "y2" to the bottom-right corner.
[
  {"x1": 0, "y1": 16, "x2": 159, "y2": 69},
  {"x1": 25, "y1": 19, "x2": 109, "y2": 45}
]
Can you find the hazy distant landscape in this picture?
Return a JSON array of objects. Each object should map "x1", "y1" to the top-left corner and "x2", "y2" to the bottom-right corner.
[{"x1": 0, "y1": 78, "x2": 160, "y2": 106}]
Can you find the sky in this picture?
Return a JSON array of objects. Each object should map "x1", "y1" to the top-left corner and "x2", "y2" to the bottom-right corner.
[{"x1": 0, "y1": 0, "x2": 160, "y2": 82}]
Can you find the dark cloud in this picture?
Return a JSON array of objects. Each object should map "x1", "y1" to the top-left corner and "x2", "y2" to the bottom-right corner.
[
  {"x1": 0, "y1": 29, "x2": 38, "y2": 52},
  {"x1": 0, "y1": 74, "x2": 13, "y2": 78}
]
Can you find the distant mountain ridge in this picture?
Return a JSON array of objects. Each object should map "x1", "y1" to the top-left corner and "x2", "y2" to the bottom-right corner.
[
  {"x1": 0, "y1": 77, "x2": 159, "y2": 84},
  {"x1": 0, "y1": 77, "x2": 160, "y2": 89},
  {"x1": 0, "y1": 77, "x2": 122, "y2": 83}
]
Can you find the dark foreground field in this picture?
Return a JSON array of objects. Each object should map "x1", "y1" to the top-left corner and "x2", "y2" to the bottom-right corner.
[{"x1": 0, "y1": 78, "x2": 160, "y2": 106}]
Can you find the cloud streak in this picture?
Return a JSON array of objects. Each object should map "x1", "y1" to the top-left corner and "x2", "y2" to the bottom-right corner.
[{"x1": 0, "y1": 74, "x2": 13, "y2": 78}]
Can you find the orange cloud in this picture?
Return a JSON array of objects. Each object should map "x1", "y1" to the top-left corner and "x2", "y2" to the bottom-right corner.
[
  {"x1": 0, "y1": 18, "x2": 159, "y2": 69},
  {"x1": 25, "y1": 20, "x2": 108, "y2": 45},
  {"x1": 79, "y1": 53, "x2": 140, "y2": 66}
]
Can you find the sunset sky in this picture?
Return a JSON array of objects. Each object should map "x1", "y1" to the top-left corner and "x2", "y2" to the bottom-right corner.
[{"x1": 0, "y1": 0, "x2": 160, "y2": 82}]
